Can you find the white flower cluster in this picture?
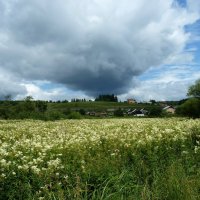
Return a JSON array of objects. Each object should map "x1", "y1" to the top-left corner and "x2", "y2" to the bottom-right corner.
[{"x1": 0, "y1": 118, "x2": 199, "y2": 180}]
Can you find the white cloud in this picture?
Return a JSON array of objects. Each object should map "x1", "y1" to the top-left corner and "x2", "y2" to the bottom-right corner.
[
  {"x1": 19, "y1": 82, "x2": 90, "y2": 101},
  {"x1": 120, "y1": 65, "x2": 200, "y2": 101},
  {"x1": 188, "y1": 0, "x2": 200, "y2": 13},
  {"x1": 0, "y1": 70, "x2": 26, "y2": 99}
]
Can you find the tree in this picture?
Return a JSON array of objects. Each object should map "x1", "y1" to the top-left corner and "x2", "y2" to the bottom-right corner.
[
  {"x1": 150, "y1": 99, "x2": 156, "y2": 105},
  {"x1": 24, "y1": 96, "x2": 34, "y2": 101},
  {"x1": 114, "y1": 108, "x2": 124, "y2": 117},
  {"x1": 95, "y1": 94, "x2": 118, "y2": 102},
  {"x1": 187, "y1": 79, "x2": 200, "y2": 97},
  {"x1": 22, "y1": 96, "x2": 36, "y2": 112},
  {"x1": 79, "y1": 109, "x2": 86, "y2": 115},
  {"x1": 176, "y1": 98, "x2": 200, "y2": 118},
  {"x1": 35, "y1": 101, "x2": 47, "y2": 112},
  {"x1": 149, "y1": 106, "x2": 162, "y2": 117}
]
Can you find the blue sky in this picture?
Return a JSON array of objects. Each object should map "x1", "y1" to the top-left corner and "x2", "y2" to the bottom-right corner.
[
  {"x1": 0, "y1": 0, "x2": 199, "y2": 101},
  {"x1": 121, "y1": 0, "x2": 200, "y2": 101},
  {"x1": 176, "y1": 0, "x2": 187, "y2": 7}
]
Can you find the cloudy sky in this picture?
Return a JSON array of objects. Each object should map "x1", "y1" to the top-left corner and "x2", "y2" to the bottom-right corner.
[{"x1": 0, "y1": 0, "x2": 200, "y2": 101}]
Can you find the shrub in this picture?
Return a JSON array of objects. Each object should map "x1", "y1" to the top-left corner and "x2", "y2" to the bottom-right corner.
[
  {"x1": 79, "y1": 109, "x2": 86, "y2": 115},
  {"x1": 67, "y1": 111, "x2": 82, "y2": 119},
  {"x1": 176, "y1": 98, "x2": 200, "y2": 118},
  {"x1": 45, "y1": 111, "x2": 66, "y2": 120},
  {"x1": 114, "y1": 108, "x2": 124, "y2": 117},
  {"x1": 149, "y1": 106, "x2": 162, "y2": 117}
]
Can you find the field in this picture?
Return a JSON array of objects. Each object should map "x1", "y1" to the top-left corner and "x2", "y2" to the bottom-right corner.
[
  {"x1": 48, "y1": 101, "x2": 157, "y2": 112},
  {"x1": 0, "y1": 118, "x2": 200, "y2": 199}
]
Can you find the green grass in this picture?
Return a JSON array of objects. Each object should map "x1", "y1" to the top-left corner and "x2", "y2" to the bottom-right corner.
[
  {"x1": 48, "y1": 101, "x2": 157, "y2": 111},
  {"x1": 0, "y1": 118, "x2": 199, "y2": 199}
]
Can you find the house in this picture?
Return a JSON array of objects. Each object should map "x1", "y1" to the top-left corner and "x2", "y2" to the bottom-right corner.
[
  {"x1": 87, "y1": 111, "x2": 96, "y2": 116},
  {"x1": 127, "y1": 109, "x2": 137, "y2": 115},
  {"x1": 127, "y1": 108, "x2": 148, "y2": 116},
  {"x1": 133, "y1": 109, "x2": 145, "y2": 117},
  {"x1": 96, "y1": 112, "x2": 107, "y2": 117},
  {"x1": 140, "y1": 108, "x2": 149, "y2": 115},
  {"x1": 134, "y1": 108, "x2": 148, "y2": 117},
  {"x1": 163, "y1": 106, "x2": 175, "y2": 114},
  {"x1": 86, "y1": 111, "x2": 108, "y2": 117},
  {"x1": 127, "y1": 99, "x2": 137, "y2": 104}
]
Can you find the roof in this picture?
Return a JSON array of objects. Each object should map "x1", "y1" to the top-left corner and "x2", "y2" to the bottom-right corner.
[{"x1": 163, "y1": 106, "x2": 175, "y2": 110}]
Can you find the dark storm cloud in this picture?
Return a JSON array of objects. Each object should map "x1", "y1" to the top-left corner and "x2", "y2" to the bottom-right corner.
[{"x1": 0, "y1": 0, "x2": 199, "y2": 96}]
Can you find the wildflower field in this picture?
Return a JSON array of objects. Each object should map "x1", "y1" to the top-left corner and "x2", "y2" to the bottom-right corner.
[{"x1": 0, "y1": 118, "x2": 200, "y2": 200}]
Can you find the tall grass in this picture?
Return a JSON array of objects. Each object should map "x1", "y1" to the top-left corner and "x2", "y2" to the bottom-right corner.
[{"x1": 0, "y1": 118, "x2": 199, "y2": 199}]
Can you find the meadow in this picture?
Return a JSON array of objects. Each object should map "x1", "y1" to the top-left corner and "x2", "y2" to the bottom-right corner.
[{"x1": 0, "y1": 118, "x2": 200, "y2": 199}]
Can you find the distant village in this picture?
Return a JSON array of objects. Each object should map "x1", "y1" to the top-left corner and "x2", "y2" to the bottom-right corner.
[
  {"x1": 0, "y1": 93, "x2": 185, "y2": 120},
  {"x1": 85, "y1": 98, "x2": 176, "y2": 117}
]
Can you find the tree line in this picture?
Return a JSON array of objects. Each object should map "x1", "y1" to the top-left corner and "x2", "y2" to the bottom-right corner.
[
  {"x1": 0, "y1": 96, "x2": 48, "y2": 120},
  {"x1": 95, "y1": 94, "x2": 118, "y2": 102}
]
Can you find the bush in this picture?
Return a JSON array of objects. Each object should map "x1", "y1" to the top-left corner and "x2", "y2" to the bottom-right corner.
[
  {"x1": 0, "y1": 108, "x2": 9, "y2": 119},
  {"x1": 45, "y1": 111, "x2": 66, "y2": 120},
  {"x1": 35, "y1": 101, "x2": 47, "y2": 112},
  {"x1": 114, "y1": 108, "x2": 124, "y2": 117},
  {"x1": 67, "y1": 112, "x2": 82, "y2": 119},
  {"x1": 17, "y1": 111, "x2": 33, "y2": 119},
  {"x1": 62, "y1": 109, "x2": 71, "y2": 116},
  {"x1": 176, "y1": 98, "x2": 200, "y2": 118},
  {"x1": 79, "y1": 109, "x2": 86, "y2": 115},
  {"x1": 149, "y1": 106, "x2": 162, "y2": 117}
]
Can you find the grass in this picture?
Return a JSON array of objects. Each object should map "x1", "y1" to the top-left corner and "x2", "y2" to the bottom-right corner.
[
  {"x1": 48, "y1": 101, "x2": 157, "y2": 112},
  {"x1": 0, "y1": 118, "x2": 199, "y2": 199}
]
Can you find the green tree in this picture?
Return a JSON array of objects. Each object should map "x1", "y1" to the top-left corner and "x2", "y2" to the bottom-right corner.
[
  {"x1": 67, "y1": 112, "x2": 82, "y2": 119},
  {"x1": 150, "y1": 99, "x2": 156, "y2": 105},
  {"x1": 79, "y1": 109, "x2": 86, "y2": 115},
  {"x1": 176, "y1": 98, "x2": 200, "y2": 118},
  {"x1": 149, "y1": 106, "x2": 162, "y2": 117},
  {"x1": 187, "y1": 79, "x2": 200, "y2": 97},
  {"x1": 24, "y1": 96, "x2": 34, "y2": 101},
  {"x1": 114, "y1": 108, "x2": 124, "y2": 117},
  {"x1": 35, "y1": 101, "x2": 47, "y2": 113},
  {"x1": 95, "y1": 94, "x2": 118, "y2": 102},
  {"x1": 14, "y1": 96, "x2": 36, "y2": 119},
  {"x1": 0, "y1": 108, "x2": 9, "y2": 119}
]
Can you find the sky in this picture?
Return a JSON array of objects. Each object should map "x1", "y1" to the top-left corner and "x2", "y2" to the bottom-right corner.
[{"x1": 0, "y1": 0, "x2": 200, "y2": 101}]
